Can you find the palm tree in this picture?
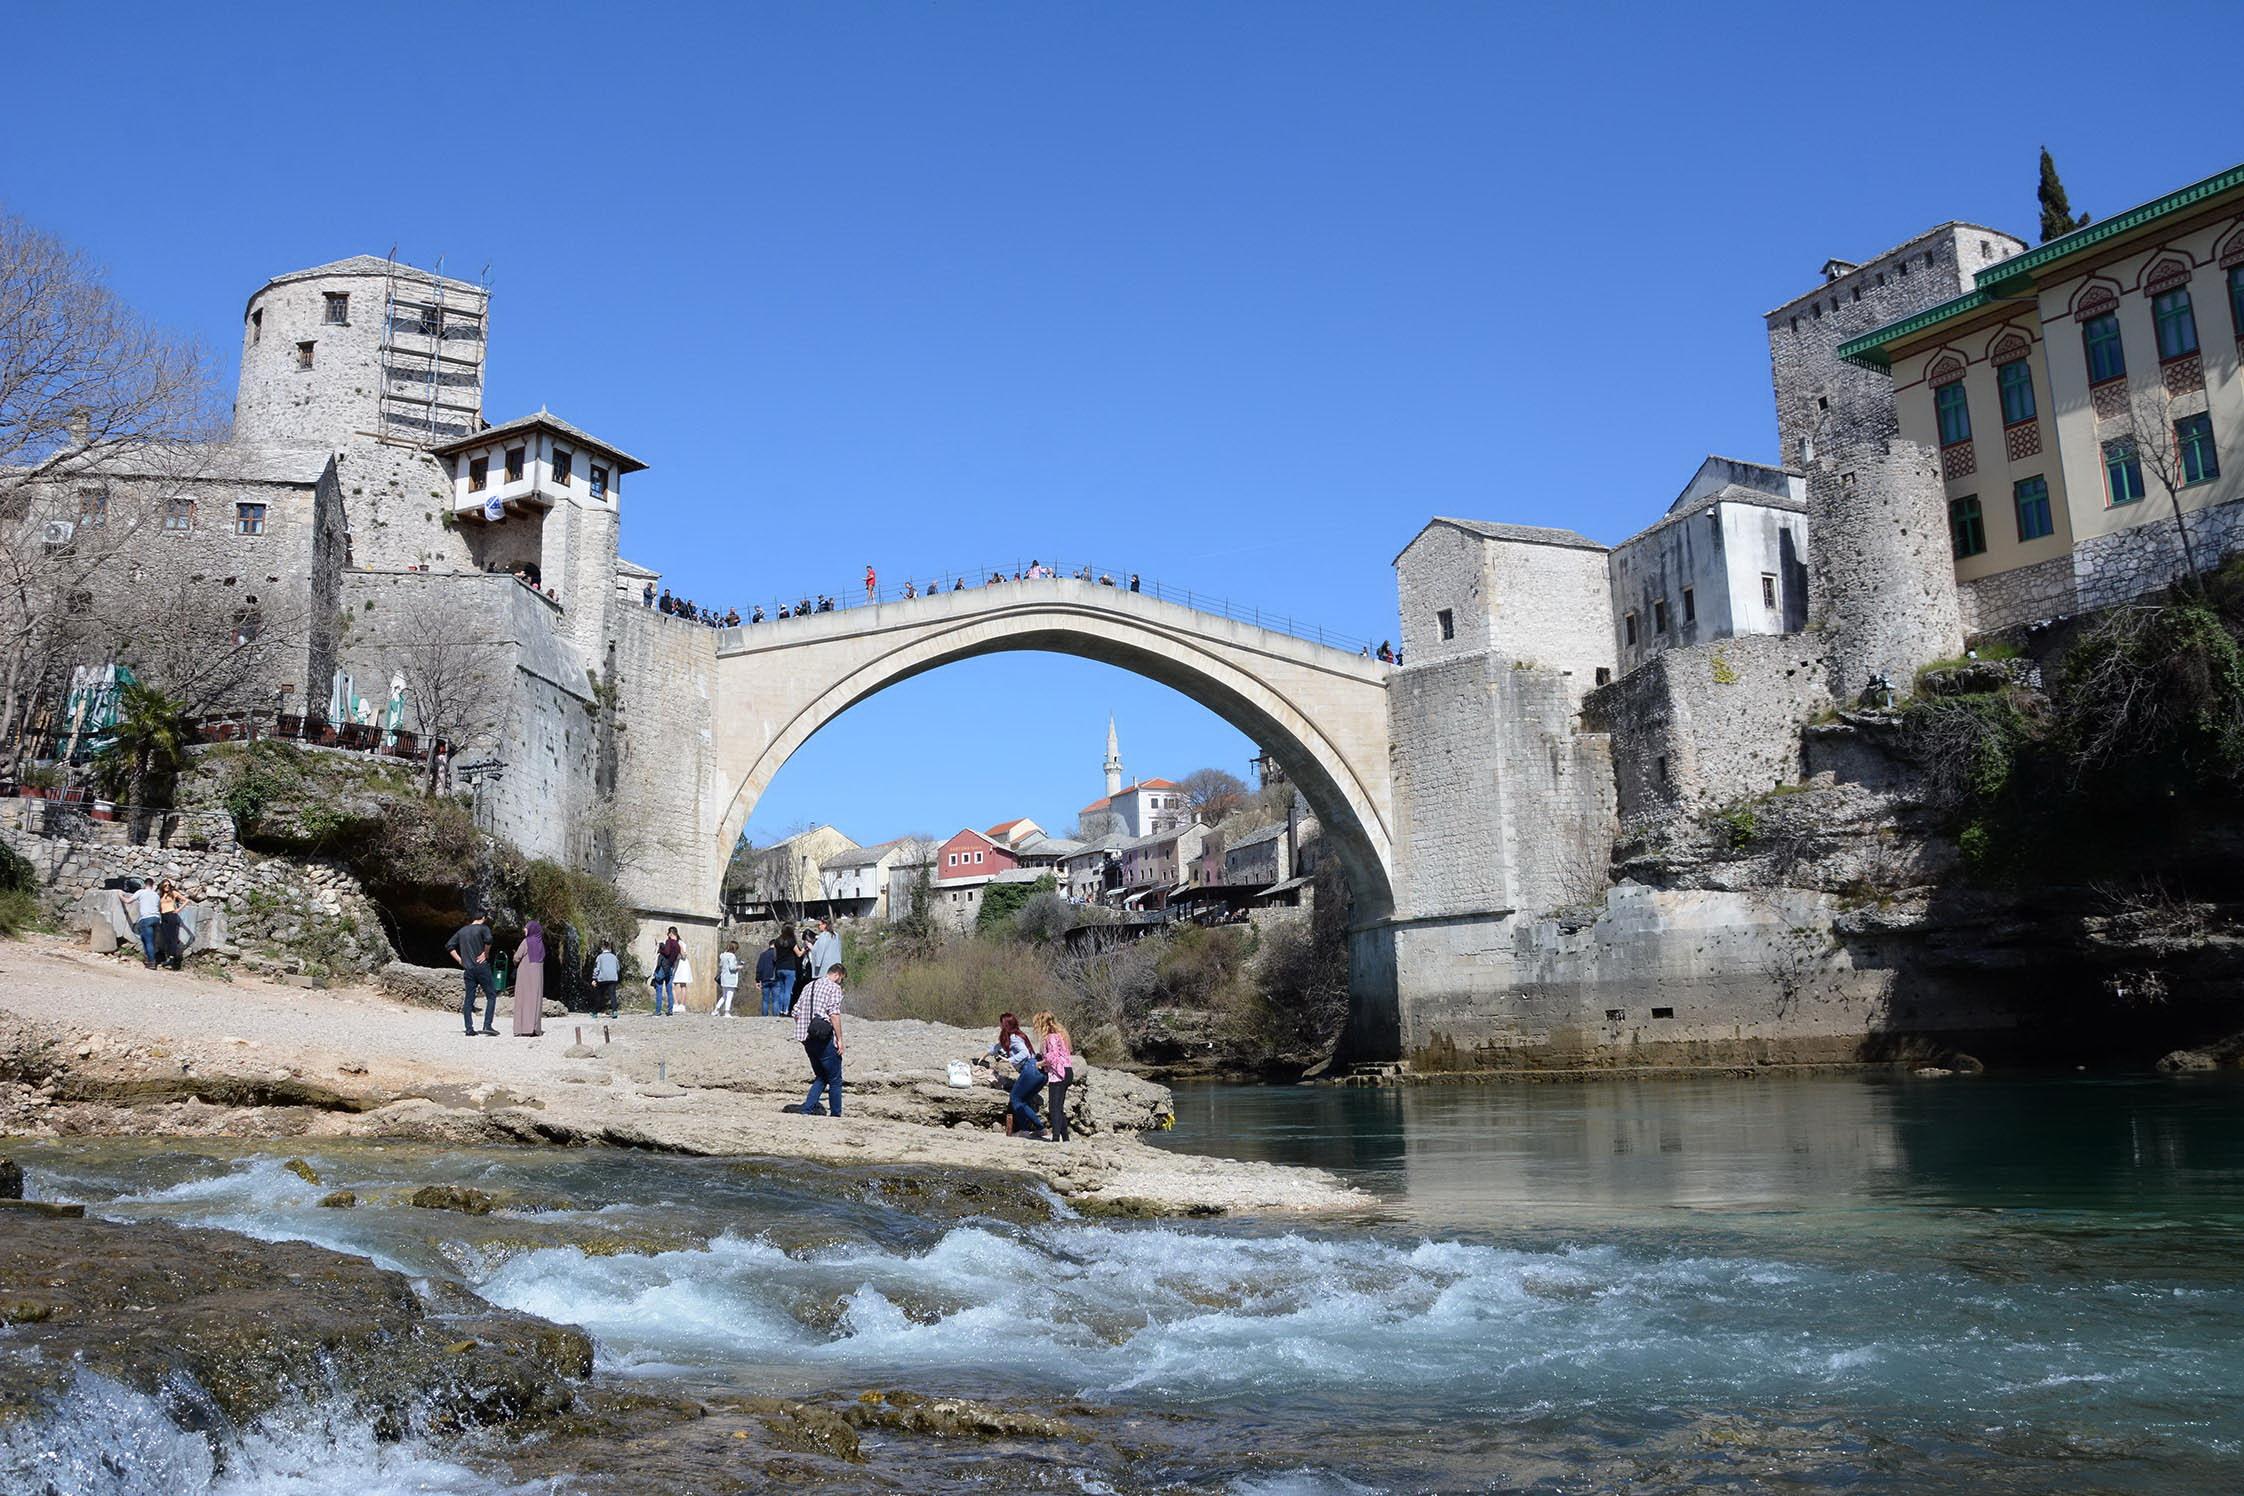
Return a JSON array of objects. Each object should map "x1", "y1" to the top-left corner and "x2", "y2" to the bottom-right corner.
[{"x1": 97, "y1": 681, "x2": 190, "y2": 830}]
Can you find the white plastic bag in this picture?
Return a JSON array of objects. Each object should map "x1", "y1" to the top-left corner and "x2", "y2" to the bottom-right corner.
[{"x1": 946, "y1": 1060, "x2": 973, "y2": 1088}]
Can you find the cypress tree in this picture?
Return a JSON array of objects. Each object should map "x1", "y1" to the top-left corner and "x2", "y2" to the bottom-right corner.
[{"x1": 2038, "y1": 149, "x2": 2091, "y2": 242}]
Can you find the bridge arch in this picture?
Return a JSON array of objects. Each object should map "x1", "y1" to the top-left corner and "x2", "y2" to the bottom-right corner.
[{"x1": 707, "y1": 582, "x2": 1395, "y2": 925}]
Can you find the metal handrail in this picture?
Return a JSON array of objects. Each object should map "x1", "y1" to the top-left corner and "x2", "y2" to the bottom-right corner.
[{"x1": 643, "y1": 560, "x2": 1386, "y2": 659}]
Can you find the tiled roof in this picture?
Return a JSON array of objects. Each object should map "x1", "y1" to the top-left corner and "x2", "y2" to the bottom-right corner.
[
  {"x1": 822, "y1": 839, "x2": 906, "y2": 869},
  {"x1": 429, "y1": 410, "x2": 647, "y2": 472},
  {"x1": 1226, "y1": 823, "x2": 1286, "y2": 850},
  {"x1": 1396, "y1": 517, "x2": 1604, "y2": 564}
]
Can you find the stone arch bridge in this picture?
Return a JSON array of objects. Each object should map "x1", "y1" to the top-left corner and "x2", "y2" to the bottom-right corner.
[
  {"x1": 713, "y1": 581, "x2": 1395, "y2": 914},
  {"x1": 609, "y1": 578, "x2": 1404, "y2": 1050}
]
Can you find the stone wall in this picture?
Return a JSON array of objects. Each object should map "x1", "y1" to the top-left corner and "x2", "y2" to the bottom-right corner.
[
  {"x1": 1386, "y1": 655, "x2": 1618, "y2": 918},
  {"x1": 0, "y1": 800, "x2": 391, "y2": 975},
  {"x1": 328, "y1": 444, "x2": 477, "y2": 574},
  {"x1": 335, "y1": 570, "x2": 601, "y2": 867},
  {"x1": 1394, "y1": 524, "x2": 1616, "y2": 698},
  {"x1": 1485, "y1": 538, "x2": 1615, "y2": 703},
  {"x1": 58, "y1": 443, "x2": 345, "y2": 712},
  {"x1": 1394, "y1": 523, "x2": 1490, "y2": 666},
  {"x1": 2074, "y1": 493, "x2": 2244, "y2": 612},
  {"x1": 607, "y1": 606, "x2": 723, "y2": 987},
  {"x1": 1958, "y1": 551, "x2": 2079, "y2": 635},
  {"x1": 1385, "y1": 653, "x2": 1617, "y2": 1056},
  {"x1": 1388, "y1": 654, "x2": 1518, "y2": 923},
  {"x1": 1804, "y1": 430, "x2": 1963, "y2": 700},
  {"x1": 1955, "y1": 496, "x2": 2244, "y2": 636},
  {"x1": 1582, "y1": 634, "x2": 1830, "y2": 827}
]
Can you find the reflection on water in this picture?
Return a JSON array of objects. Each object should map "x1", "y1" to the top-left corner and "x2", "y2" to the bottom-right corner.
[{"x1": 1159, "y1": 1073, "x2": 2244, "y2": 1242}]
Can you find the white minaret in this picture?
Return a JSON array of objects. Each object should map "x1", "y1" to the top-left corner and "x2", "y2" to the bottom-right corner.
[{"x1": 1103, "y1": 716, "x2": 1124, "y2": 797}]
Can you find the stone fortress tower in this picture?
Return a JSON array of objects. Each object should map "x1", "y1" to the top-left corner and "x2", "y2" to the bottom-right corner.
[
  {"x1": 122, "y1": 253, "x2": 646, "y2": 888},
  {"x1": 1765, "y1": 225, "x2": 2025, "y2": 699},
  {"x1": 233, "y1": 256, "x2": 489, "y2": 451}
]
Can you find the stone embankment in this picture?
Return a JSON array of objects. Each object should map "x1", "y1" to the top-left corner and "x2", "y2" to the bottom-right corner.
[
  {"x1": 0, "y1": 936, "x2": 1361, "y2": 1215},
  {"x1": 0, "y1": 799, "x2": 391, "y2": 976}
]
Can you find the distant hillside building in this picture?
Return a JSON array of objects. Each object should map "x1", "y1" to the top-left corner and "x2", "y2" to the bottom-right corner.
[
  {"x1": 818, "y1": 838, "x2": 911, "y2": 920},
  {"x1": 936, "y1": 827, "x2": 1015, "y2": 882},
  {"x1": 1076, "y1": 718, "x2": 1188, "y2": 837}
]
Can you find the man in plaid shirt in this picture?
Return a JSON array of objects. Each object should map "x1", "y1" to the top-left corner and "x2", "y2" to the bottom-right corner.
[{"x1": 789, "y1": 963, "x2": 846, "y2": 1117}]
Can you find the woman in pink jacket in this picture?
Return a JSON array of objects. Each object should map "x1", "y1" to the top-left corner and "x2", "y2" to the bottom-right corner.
[{"x1": 1031, "y1": 1011, "x2": 1076, "y2": 1143}]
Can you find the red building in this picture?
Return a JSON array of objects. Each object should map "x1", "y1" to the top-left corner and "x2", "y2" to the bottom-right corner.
[{"x1": 936, "y1": 827, "x2": 1017, "y2": 882}]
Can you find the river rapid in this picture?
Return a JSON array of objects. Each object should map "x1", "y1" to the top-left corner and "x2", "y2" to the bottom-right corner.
[{"x1": 8, "y1": 1071, "x2": 2244, "y2": 1493}]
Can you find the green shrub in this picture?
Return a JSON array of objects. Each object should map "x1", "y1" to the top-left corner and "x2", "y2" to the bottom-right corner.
[
  {"x1": 1710, "y1": 804, "x2": 1757, "y2": 849},
  {"x1": 0, "y1": 887, "x2": 47, "y2": 938},
  {"x1": 489, "y1": 850, "x2": 642, "y2": 1006},
  {"x1": 974, "y1": 873, "x2": 1056, "y2": 934}
]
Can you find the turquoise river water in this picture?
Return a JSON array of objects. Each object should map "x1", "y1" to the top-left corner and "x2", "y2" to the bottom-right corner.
[{"x1": 7, "y1": 1071, "x2": 2244, "y2": 1493}]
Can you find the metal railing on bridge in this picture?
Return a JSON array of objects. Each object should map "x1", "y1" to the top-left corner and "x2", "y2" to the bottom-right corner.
[{"x1": 642, "y1": 559, "x2": 1386, "y2": 659}]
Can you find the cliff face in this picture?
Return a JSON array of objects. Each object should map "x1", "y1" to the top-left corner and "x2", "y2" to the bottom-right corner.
[{"x1": 1408, "y1": 712, "x2": 2244, "y2": 1075}]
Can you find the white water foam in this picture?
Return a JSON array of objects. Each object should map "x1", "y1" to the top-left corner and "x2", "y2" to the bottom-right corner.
[
  {"x1": 466, "y1": 1218, "x2": 2062, "y2": 1409},
  {"x1": 0, "y1": 1370, "x2": 570, "y2": 1496},
  {"x1": 81, "y1": 1156, "x2": 420, "y2": 1274}
]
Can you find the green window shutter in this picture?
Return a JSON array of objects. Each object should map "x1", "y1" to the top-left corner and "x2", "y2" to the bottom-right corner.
[
  {"x1": 2104, "y1": 439, "x2": 2145, "y2": 505},
  {"x1": 1935, "y1": 381, "x2": 1972, "y2": 446},
  {"x1": 1997, "y1": 360, "x2": 2036, "y2": 425},
  {"x1": 2178, "y1": 413, "x2": 2220, "y2": 486},
  {"x1": 1949, "y1": 495, "x2": 1985, "y2": 558},
  {"x1": 2084, "y1": 315, "x2": 2126, "y2": 383},
  {"x1": 2153, "y1": 289, "x2": 2200, "y2": 361},
  {"x1": 2012, "y1": 477, "x2": 2053, "y2": 541}
]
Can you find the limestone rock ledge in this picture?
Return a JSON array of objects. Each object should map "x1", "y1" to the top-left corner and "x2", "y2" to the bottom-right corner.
[{"x1": 0, "y1": 1210, "x2": 592, "y2": 1436}]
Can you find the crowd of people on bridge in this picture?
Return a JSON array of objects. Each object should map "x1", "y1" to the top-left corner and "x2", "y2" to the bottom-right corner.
[{"x1": 640, "y1": 562, "x2": 1158, "y2": 632}]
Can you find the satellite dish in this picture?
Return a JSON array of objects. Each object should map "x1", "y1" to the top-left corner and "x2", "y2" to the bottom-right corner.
[{"x1": 40, "y1": 519, "x2": 75, "y2": 546}]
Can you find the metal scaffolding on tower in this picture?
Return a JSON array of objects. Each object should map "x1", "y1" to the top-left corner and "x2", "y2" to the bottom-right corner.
[{"x1": 374, "y1": 249, "x2": 490, "y2": 447}]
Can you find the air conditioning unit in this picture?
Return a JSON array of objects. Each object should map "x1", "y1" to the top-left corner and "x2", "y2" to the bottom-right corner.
[{"x1": 40, "y1": 519, "x2": 75, "y2": 546}]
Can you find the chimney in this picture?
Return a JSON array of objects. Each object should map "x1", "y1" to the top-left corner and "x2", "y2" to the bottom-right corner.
[{"x1": 67, "y1": 408, "x2": 90, "y2": 447}]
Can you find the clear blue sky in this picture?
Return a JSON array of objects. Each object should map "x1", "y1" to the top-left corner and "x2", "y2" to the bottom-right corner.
[{"x1": 8, "y1": 2, "x2": 2238, "y2": 849}]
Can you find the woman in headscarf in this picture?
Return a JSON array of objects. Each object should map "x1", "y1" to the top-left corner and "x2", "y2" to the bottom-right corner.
[{"x1": 512, "y1": 920, "x2": 547, "y2": 1036}]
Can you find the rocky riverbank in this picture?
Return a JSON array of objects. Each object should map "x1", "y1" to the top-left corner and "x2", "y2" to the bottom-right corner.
[
  {"x1": 0, "y1": 935, "x2": 1362, "y2": 1215},
  {"x1": 0, "y1": 1203, "x2": 1143, "y2": 1490}
]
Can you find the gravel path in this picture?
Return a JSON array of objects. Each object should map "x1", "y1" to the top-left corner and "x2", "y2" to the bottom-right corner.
[{"x1": 0, "y1": 936, "x2": 1364, "y2": 1215}]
